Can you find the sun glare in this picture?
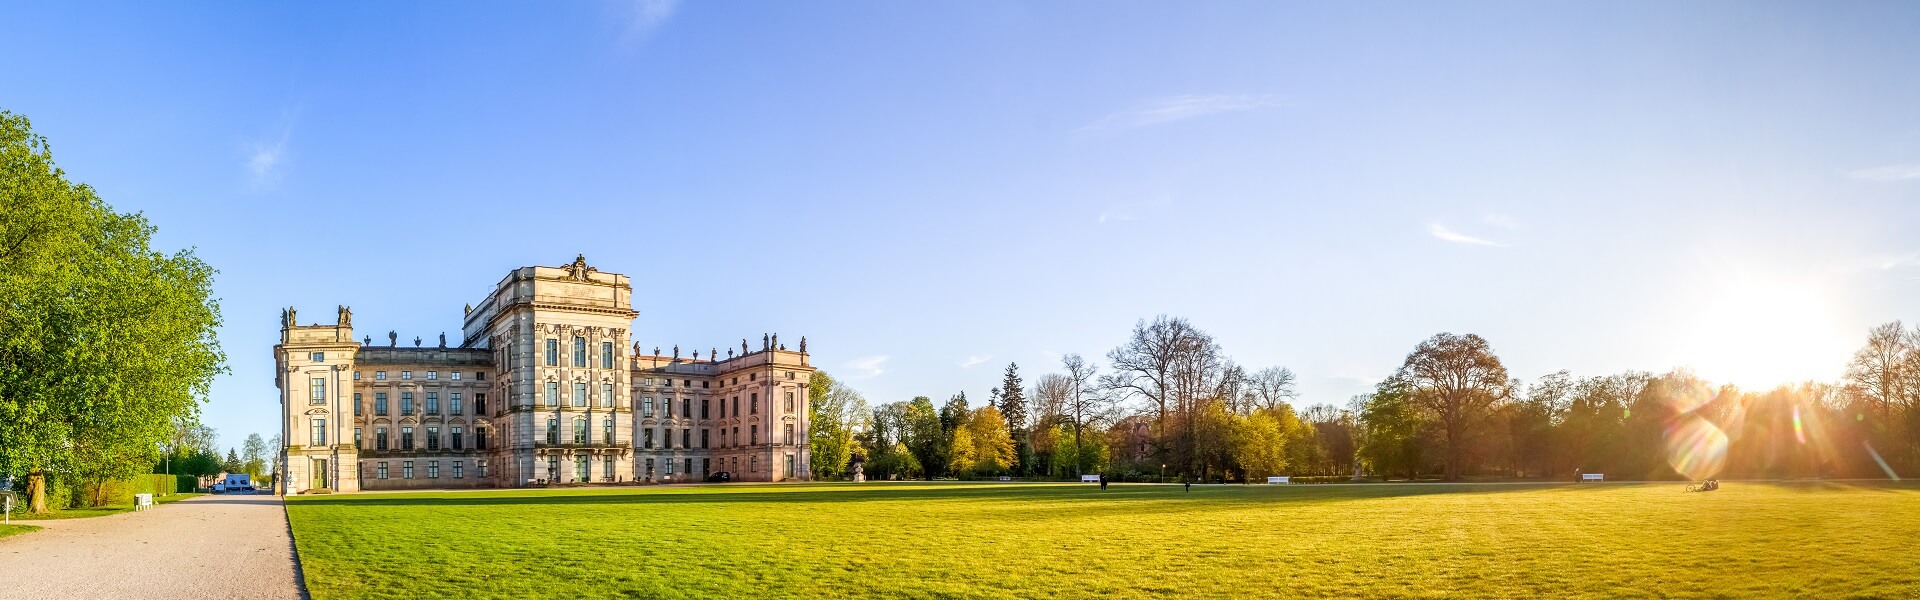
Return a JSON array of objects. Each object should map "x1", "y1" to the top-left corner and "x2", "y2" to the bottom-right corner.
[{"x1": 1672, "y1": 275, "x2": 1853, "y2": 390}]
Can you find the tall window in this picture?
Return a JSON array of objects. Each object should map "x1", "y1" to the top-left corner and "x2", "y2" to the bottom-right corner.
[
  {"x1": 661, "y1": 426, "x2": 672, "y2": 449},
  {"x1": 401, "y1": 392, "x2": 414, "y2": 415},
  {"x1": 603, "y1": 418, "x2": 613, "y2": 444},
  {"x1": 784, "y1": 424, "x2": 794, "y2": 445},
  {"x1": 545, "y1": 382, "x2": 559, "y2": 407},
  {"x1": 402, "y1": 427, "x2": 414, "y2": 450},
  {"x1": 751, "y1": 455, "x2": 758, "y2": 473},
  {"x1": 733, "y1": 396, "x2": 740, "y2": 416},
  {"x1": 644, "y1": 428, "x2": 654, "y2": 449},
  {"x1": 665, "y1": 460, "x2": 674, "y2": 475},
  {"x1": 475, "y1": 393, "x2": 487, "y2": 414},
  {"x1": 310, "y1": 418, "x2": 326, "y2": 446},
  {"x1": 475, "y1": 428, "x2": 488, "y2": 450},
  {"x1": 353, "y1": 393, "x2": 362, "y2": 415},
  {"x1": 685, "y1": 458, "x2": 693, "y2": 477},
  {"x1": 604, "y1": 456, "x2": 614, "y2": 481},
  {"x1": 702, "y1": 400, "x2": 710, "y2": 419},
  {"x1": 403, "y1": 461, "x2": 414, "y2": 479},
  {"x1": 786, "y1": 391, "x2": 795, "y2": 412},
  {"x1": 573, "y1": 382, "x2": 587, "y2": 408},
  {"x1": 545, "y1": 338, "x2": 558, "y2": 366},
  {"x1": 751, "y1": 393, "x2": 758, "y2": 414},
  {"x1": 354, "y1": 427, "x2": 362, "y2": 446},
  {"x1": 786, "y1": 455, "x2": 796, "y2": 478},
  {"x1": 452, "y1": 427, "x2": 464, "y2": 450},
  {"x1": 426, "y1": 427, "x2": 440, "y2": 451},
  {"x1": 574, "y1": 418, "x2": 588, "y2": 444},
  {"x1": 375, "y1": 392, "x2": 389, "y2": 415},
  {"x1": 664, "y1": 396, "x2": 673, "y2": 418},
  {"x1": 701, "y1": 429, "x2": 709, "y2": 449},
  {"x1": 751, "y1": 424, "x2": 759, "y2": 446},
  {"x1": 575, "y1": 455, "x2": 588, "y2": 481},
  {"x1": 547, "y1": 458, "x2": 558, "y2": 482},
  {"x1": 310, "y1": 377, "x2": 325, "y2": 404},
  {"x1": 682, "y1": 399, "x2": 690, "y2": 418},
  {"x1": 426, "y1": 392, "x2": 439, "y2": 414},
  {"x1": 546, "y1": 418, "x2": 558, "y2": 445},
  {"x1": 477, "y1": 459, "x2": 488, "y2": 478},
  {"x1": 377, "y1": 462, "x2": 389, "y2": 479},
  {"x1": 376, "y1": 427, "x2": 388, "y2": 451},
  {"x1": 643, "y1": 397, "x2": 654, "y2": 417},
  {"x1": 572, "y1": 337, "x2": 587, "y2": 367},
  {"x1": 601, "y1": 383, "x2": 614, "y2": 408},
  {"x1": 450, "y1": 393, "x2": 463, "y2": 415},
  {"x1": 682, "y1": 428, "x2": 690, "y2": 448},
  {"x1": 601, "y1": 342, "x2": 613, "y2": 369}
]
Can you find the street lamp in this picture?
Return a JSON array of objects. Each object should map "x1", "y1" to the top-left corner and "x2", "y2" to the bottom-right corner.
[{"x1": 1161, "y1": 463, "x2": 1166, "y2": 484}]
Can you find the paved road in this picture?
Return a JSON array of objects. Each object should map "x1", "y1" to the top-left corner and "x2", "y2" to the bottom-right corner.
[{"x1": 0, "y1": 494, "x2": 304, "y2": 599}]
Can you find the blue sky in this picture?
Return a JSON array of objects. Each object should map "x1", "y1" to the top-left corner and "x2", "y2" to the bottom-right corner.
[{"x1": 5, "y1": 2, "x2": 1920, "y2": 450}]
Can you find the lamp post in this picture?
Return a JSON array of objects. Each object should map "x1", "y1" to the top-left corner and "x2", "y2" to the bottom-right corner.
[{"x1": 1160, "y1": 463, "x2": 1166, "y2": 484}]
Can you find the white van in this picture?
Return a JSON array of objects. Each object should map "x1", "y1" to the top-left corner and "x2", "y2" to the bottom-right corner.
[{"x1": 214, "y1": 474, "x2": 253, "y2": 493}]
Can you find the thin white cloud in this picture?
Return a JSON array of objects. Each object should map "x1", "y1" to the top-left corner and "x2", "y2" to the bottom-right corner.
[
  {"x1": 846, "y1": 355, "x2": 889, "y2": 380},
  {"x1": 1847, "y1": 164, "x2": 1920, "y2": 182},
  {"x1": 960, "y1": 355, "x2": 990, "y2": 369},
  {"x1": 1429, "y1": 223, "x2": 1504, "y2": 247},
  {"x1": 1082, "y1": 94, "x2": 1282, "y2": 131},
  {"x1": 626, "y1": 0, "x2": 679, "y2": 36},
  {"x1": 244, "y1": 110, "x2": 297, "y2": 187}
]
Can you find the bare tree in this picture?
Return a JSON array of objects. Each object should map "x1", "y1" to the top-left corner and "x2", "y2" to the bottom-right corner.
[
  {"x1": 1398, "y1": 332, "x2": 1510, "y2": 481},
  {"x1": 1844, "y1": 321, "x2": 1916, "y2": 419},
  {"x1": 1247, "y1": 366, "x2": 1299, "y2": 412},
  {"x1": 1060, "y1": 353, "x2": 1112, "y2": 475},
  {"x1": 1030, "y1": 373, "x2": 1071, "y2": 432},
  {"x1": 1103, "y1": 315, "x2": 1211, "y2": 436}
]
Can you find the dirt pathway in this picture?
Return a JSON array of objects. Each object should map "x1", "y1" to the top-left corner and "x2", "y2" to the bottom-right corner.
[{"x1": 0, "y1": 494, "x2": 304, "y2": 599}]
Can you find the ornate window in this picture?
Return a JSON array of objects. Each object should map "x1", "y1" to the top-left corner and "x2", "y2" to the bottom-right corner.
[
  {"x1": 545, "y1": 382, "x2": 559, "y2": 407},
  {"x1": 545, "y1": 338, "x2": 558, "y2": 366},
  {"x1": 310, "y1": 377, "x2": 326, "y2": 404},
  {"x1": 310, "y1": 418, "x2": 326, "y2": 446},
  {"x1": 546, "y1": 418, "x2": 558, "y2": 445},
  {"x1": 573, "y1": 382, "x2": 587, "y2": 408},
  {"x1": 573, "y1": 337, "x2": 587, "y2": 368},
  {"x1": 375, "y1": 392, "x2": 389, "y2": 415},
  {"x1": 376, "y1": 427, "x2": 388, "y2": 451},
  {"x1": 601, "y1": 342, "x2": 613, "y2": 369},
  {"x1": 573, "y1": 418, "x2": 588, "y2": 444},
  {"x1": 601, "y1": 383, "x2": 614, "y2": 408}
]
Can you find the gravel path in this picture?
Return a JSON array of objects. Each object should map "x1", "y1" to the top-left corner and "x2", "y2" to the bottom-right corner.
[{"x1": 0, "y1": 494, "x2": 304, "y2": 599}]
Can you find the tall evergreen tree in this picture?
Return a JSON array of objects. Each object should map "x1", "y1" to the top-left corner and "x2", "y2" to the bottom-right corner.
[{"x1": 998, "y1": 363, "x2": 1027, "y2": 437}]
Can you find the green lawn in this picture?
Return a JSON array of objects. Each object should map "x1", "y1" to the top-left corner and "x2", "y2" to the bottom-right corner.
[
  {"x1": 0, "y1": 524, "x2": 40, "y2": 539},
  {"x1": 11, "y1": 492, "x2": 204, "y2": 520},
  {"x1": 285, "y1": 481, "x2": 1920, "y2": 599}
]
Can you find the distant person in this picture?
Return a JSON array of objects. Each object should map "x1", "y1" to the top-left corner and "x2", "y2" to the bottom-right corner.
[
  {"x1": 1099, "y1": 475, "x2": 1108, "y2": 491},
  {"x1": 1185, "y1": 479, "x2": 1191, "y2": 493}
]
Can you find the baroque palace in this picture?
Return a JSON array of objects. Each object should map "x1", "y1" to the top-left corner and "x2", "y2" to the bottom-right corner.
[{"x1": 273, "y1": 256, "x2": 816, "y2": 493}]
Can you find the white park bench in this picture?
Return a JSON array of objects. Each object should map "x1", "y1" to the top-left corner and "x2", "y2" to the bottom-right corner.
[
  {"x1": 1267, "y1": 476, "x2": 1291, "y2": 484},
  {"x1": 997, "y1": 476, "x2": 1011, "y2": 481},
  {"x1": 134, "y1": 493, "x2": 153, "y2": 511},
  {"x1": 1581, "y1": 473, "x2": 1605, "y2": 482},
  {"x1": 1080, "y1": 474, "x2": 1101, "y2": 483}
]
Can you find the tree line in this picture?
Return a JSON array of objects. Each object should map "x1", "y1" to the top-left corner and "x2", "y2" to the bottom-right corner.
[{"x1": 808, "y1": 315, "x2": 1920, "y2": 483}]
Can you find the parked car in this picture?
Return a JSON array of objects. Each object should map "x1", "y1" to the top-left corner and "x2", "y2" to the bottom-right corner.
[{"x1": 705, "y1": 471, "x2": 732, "y2": 483}]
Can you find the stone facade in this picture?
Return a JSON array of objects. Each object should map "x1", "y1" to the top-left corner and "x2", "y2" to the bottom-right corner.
[{"x1": 274, "y1": 256, "x2": 814, "y2": 494}]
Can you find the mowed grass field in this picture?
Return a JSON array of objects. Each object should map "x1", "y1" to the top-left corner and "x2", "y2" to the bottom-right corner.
[{"x1": 285, "y1": 481, "x2": 1920, "y2": 599}]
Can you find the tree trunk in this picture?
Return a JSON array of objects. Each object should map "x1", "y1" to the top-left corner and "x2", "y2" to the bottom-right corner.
[{"x1": 26, "y1": 470, "x2": 49, "y2": 514}]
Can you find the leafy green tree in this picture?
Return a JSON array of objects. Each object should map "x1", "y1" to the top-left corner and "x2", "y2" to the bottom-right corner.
[
  {"x1": 1359, "y1": 378, "x2": 1426, "y2": 480},
  {"x1": 902, "y1": 397, "x2": 944, "y2": 479},
  {"x1": 807, "y1": 372, "x2": 867, "y2": 480},
  {"x1": 242, "y1": 433, "x2": 268, "y2": 477},
  {"x1": 0, "y1": 111, "x2": 226, "y2": 513}
]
